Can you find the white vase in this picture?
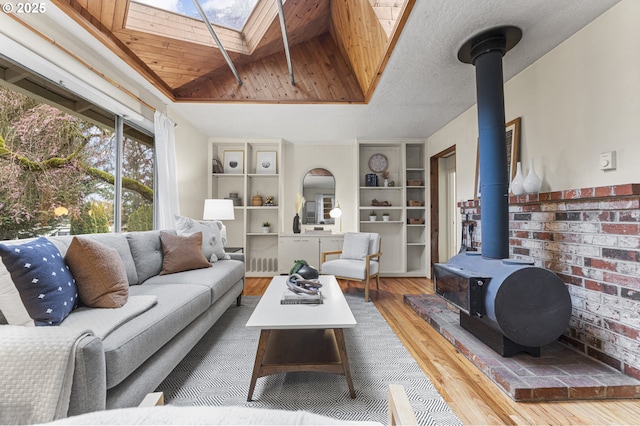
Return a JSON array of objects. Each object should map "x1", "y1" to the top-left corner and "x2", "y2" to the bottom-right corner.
[
  {"x1": 523, "y1": 158, "x2": 542, "y2": 193},
  {"x1": 510, "y1": 161, "x2": 525, "y2": 195}
]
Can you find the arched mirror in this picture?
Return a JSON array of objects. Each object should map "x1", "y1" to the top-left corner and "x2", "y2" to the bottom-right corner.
[{"x1": 302, "y1": 168, "x2": 335, "y2": 225}]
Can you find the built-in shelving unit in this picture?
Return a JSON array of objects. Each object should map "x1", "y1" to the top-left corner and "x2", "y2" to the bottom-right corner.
[
  {"x1": 208, "y1": 139, "x2": 283, "y2": 276},
  {"x1": 357, "y1": 140, "x2": 426, "y2": 276}
]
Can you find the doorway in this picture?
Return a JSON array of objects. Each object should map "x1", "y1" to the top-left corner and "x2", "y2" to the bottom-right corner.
[{"x1": 430, "y1": 146, "x2": 457, "y2": 271}]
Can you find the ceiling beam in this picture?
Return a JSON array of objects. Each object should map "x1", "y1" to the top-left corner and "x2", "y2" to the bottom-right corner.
[
  {"x1": 192, "y1": 0, "x2": 242, "y2": 86},
  {"x1": 276, "y1": 0, "x2": 294, "y2": 86}
]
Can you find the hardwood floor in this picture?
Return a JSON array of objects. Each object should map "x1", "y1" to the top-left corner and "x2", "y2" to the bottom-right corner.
[{"x1": 244, "y1": 277, "x2": 640, "y2": 425}]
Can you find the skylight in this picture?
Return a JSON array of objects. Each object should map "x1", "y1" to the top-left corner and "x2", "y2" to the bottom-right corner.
[{"x1": 133, "y1": 0, "x2": 259, "y2": 31}]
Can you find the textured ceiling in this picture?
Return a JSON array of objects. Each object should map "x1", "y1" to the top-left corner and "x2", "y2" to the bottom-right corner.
[{"x1": 167, "y1": 0, "x2": 618, "y2": 142}]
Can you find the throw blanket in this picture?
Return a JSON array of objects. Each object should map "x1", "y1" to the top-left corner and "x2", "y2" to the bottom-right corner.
[
  {"x1": 0, "y1": 326, "x2": 89, "y2": 425},
  {"x1": 60, "y1": 295, "x2": 158, "y2": 339},
  {"x1": 0, "y1": 295, "x2": 158, "y2": 424}
]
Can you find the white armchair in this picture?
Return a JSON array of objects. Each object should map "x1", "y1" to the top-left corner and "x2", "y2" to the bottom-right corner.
[{"x1": 320, "y1": 232, "x2": 382, "y2": 302}]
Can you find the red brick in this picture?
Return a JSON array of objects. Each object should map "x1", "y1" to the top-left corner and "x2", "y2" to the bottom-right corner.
[
  {"x1": 584, "y1": 258, "x2": 618, "y2": 272},
  {"x1": 532, "y1": 386, "x2": 569, "y2": 401},
  {"x1": 587, "y1": 347, "x2": 623, "y2": 371},
  {"x1": 619, "y1": 211, "x2": 640, "y2": 222},
  {"x1": 603, "y1": 319, "x2": 640, "y2": 340},
  {"x1": 603, "y1": 272, "x2": 640, "y2": 287},
  {"x1": 557, "y1": 273, "x2": 584, "y2": 286},
  {"x1": 564, "y1": 189, "x2": 580, "y2": 199},
  {"x1": 513, "y1": 230, "x2": 530, "y2": 238},
  {"x1": 595, "y1": 186, "x2": 615, "y2": 198},
  {"x1": 579, "y1": 187, "x2": 595, "y2": 198},
  {"x1": 585, "y1": 280, "x2": 619, "y2": 295},
  {"x1": 538, "y1": 192, "x2": 552, "y2": 202},
  {"x1": 567, "y1": 201, "x2": 600, "y2": 211},
  {"x1": 607, "y1": 383, "x2": 640, "y2": 397},
  {"x1": 554, "y1": 233, "x2": 581, "y2": 243},
  {"x1": 550, "y1": 191, "x2": 564, "y2": 200},
  {"x1": 559, "y1": 335, "x2": 586, "y2": 352},
  {"x1": 602, "y1": 248, "x2": 639, "y2": 262},
  {"x1": 623, "y1": 364, "x2": 640, "y2": 382},
  {"x1": 569, "y1": 385, "x2": 606, "y2": 399},
  {"x1": 612, "y1": 184, "x2": 640, "y2": 196},
  {"x1": 533, "y1": 232, "x2": 554, "y2": 240}
]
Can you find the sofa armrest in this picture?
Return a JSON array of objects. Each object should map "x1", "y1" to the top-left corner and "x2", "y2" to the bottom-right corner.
[{"x1": 227, "y1": 252, "x2": 244, "y2": 262}]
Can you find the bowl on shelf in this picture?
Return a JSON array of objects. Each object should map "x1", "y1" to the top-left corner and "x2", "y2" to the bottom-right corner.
[
  {"x1": 408, "y1": 218, "x2": 425, "y2": 224},
  {"x1": 407, "y1": 200, "x2": 425, "y2": 206},
  {"x1": 407, "y1": 180, "x2": 423, "y2": 186}
]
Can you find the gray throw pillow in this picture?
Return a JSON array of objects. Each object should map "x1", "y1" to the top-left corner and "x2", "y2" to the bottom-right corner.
[
  {"x1": 174, "y1": 215, "x2": 228, "y2": 262},
  {"x1": 339, "y1": 233, "x2": 371, "y2": 260}
]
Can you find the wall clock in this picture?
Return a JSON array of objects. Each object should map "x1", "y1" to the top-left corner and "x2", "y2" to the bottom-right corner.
[{"x1": 368, "y1": 153, "x2": 388, "y2": 172}]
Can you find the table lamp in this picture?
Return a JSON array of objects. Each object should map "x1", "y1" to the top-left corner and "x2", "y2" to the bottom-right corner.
[{"x1": 203, "y1": 199, "x2": 235, "y2": 221}]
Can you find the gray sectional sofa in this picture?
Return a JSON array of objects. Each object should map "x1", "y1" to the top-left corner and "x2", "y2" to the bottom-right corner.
[{"x1": 0, "y1": 229, "x2": 245, "y2": 417}]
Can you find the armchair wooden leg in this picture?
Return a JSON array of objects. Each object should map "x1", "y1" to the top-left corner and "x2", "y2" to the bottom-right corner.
[
  {"x1": 365, "y1": 277, "x2": 370, "y2": 302},
  {"x1": 376, "y1": 274, "x2": 380, "y2": 291}
]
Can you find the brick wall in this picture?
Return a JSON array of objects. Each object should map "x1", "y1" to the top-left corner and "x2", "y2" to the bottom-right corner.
[{"x1": 459, "y1": 184, "x2": 640, "y2": 379}]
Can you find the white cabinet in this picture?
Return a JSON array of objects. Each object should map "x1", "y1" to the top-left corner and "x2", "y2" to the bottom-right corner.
[
  {"x1": 357, "y1": 139, "x2": 426, "y2": 276},
  {"x1": 209, "y1": 139, "x2": 283, "y2": 276},
  {"x1": 278, "y1": 234, "x2": 344, "y2": 274}
]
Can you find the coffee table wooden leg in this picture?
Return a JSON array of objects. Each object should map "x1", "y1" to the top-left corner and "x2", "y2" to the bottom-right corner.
[
  {"x1": 248, "y1": 329, "x2": 271, "y2": 401},
  {"x1": 335, "y1": 328, "x2": 355, "y2": 398}
]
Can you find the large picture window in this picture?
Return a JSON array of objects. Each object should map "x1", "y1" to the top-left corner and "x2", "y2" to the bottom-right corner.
[{"x1": 0, "y1": 83, "x2": 154, "y2": 239}]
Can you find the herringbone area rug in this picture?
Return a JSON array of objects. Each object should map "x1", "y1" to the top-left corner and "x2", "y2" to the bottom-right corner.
[{"x1": 157, "y1": 295, "x2": 461, "y2": 425}]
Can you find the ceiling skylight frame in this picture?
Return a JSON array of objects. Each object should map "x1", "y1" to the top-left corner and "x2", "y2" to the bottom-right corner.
[{"x1": 130, "y1": 0, "x2": 261, "y2": 34}]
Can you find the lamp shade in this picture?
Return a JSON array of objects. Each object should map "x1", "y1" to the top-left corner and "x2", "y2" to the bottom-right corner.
[
  {"x1": 203, "y1": 199, "x2": 235, "y2": 221},
  {"x1": 330, "y1": 202, "x2": 342, "y2": 219}
]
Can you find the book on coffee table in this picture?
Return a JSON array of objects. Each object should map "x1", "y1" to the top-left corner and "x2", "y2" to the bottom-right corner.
[{"x1": 280, "y1": 289, "x2": 323, "y2": 304}]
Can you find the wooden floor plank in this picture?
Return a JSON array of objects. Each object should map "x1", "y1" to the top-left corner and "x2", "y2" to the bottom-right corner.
[{"x1": 243, "y1": 276, "x2": 640, "y2": 425}]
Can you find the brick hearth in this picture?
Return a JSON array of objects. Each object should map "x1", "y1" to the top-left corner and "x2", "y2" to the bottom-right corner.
[
  {"x1": 405, "y1": 294, "x2": 640, "y2": 402},
  {"x1": 459, "y1": 183, "x2": 640, "y2": 380}
]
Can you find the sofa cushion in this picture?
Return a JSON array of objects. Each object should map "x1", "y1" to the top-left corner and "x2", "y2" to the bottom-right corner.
[
  {"x1": 65, "y1": 237, "x2": 129, "y2": 308},
  {"x1": 144, "y1": 259, "x2": 245, "y2": 304},
  {"x1": 50, "y1": 233, "x2": 139, "y2": 286},
  {"x1": 0, "y1": 237, "x2": 78, "y2": 326},
  {"x1": 159, "y1": 232, "x2": 211, "y2": 275},
  {"x1": 126, "y1": 230, "x2": 174, "y2": 284},
  {"x1": 175, "y1": 215, "x2": 228, "y2": 262},
  {"x1": 101, "y1": 283, "x2": 211, "y2": 389}
]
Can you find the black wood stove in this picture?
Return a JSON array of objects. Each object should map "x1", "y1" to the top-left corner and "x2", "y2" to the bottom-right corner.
[{"x1": 433, "y1": 26, "x2": 572, "y2": 357}]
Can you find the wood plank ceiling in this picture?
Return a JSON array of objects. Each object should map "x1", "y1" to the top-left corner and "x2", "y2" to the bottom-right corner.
[{"x1": 51, "y1": 0, "x2": 414, "y2": 104}]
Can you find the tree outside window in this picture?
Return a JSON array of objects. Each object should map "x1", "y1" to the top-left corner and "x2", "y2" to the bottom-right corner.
[{"x1": 0, "y1": 85, "x2": 154, "y2": 239}]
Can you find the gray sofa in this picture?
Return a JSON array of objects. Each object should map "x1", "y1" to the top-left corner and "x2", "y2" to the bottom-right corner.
[{"x1": 0, "y1": 229, "x2": 245, "y2": 417}]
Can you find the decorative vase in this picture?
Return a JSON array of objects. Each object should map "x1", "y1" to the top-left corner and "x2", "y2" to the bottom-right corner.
[
  {"x1": 383, "y1": 179, "x2": 389, "y2": 187},
  {"x1": 262, "y1": 226, "x2": 270, "y2": 234},
  {"x1": 293, "y1": 213, "x2": 301, "y2": 233},
  {"x1": 369, "y1": 215, "x2": 377, "y2": 222},
  {"x1": 383, "y1": 215, "x2": 390, "y2": 222},
  {"x1": 523, "y1": 158, "x2": 542, "y2": 193},
  {"x1": 510, "y1": 161, "x2": 525, "y2": 195}
]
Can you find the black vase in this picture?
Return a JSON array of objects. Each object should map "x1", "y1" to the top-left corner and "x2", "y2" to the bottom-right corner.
[{"x1": 293, "y1": 213, "x2": 301, "y2": 233}]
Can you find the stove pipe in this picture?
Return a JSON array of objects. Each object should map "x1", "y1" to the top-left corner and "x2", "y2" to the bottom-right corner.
[{"x1": 458, "y1": 26, "x2": 522, "y2": 259}]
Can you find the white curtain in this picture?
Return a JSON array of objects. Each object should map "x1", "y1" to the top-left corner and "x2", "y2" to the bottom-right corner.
[{"x1": 154, "y1": 110, "x2": 180, "y2": 229}]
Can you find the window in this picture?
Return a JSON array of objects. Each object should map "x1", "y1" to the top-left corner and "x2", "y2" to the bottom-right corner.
[
  {"x1": 133, "y1": 0, "x2": 259, "y2": 31},
  {"x1": 0, "y1": 73, "x2": 154, "y2": 239}
]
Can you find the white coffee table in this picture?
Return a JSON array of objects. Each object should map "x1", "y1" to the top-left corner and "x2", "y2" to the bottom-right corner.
[{"x1": 245, "y1": 275, "x2": 357, "y2": 401}]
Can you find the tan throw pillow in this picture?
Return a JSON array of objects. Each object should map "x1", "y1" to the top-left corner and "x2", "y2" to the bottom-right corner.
[
  {"x1": 159, "y1": 231, "x2": 212, "y2": 275},
  {"x1": 65, "y1": 236, "x2": 129, "y2": 308}
]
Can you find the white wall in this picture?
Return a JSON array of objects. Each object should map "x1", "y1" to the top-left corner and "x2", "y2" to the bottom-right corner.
[
  {"x1": 167, "y1": 106, "x2": 209, "y2": 219},
  {"x1": 282, "y1": 142, "x2": 358, "y2": 234},
  {"x1": 428, "y1": 0, "x2": 640, "y2": 203}
]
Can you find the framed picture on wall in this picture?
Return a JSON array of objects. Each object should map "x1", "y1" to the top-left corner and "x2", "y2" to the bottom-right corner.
[
  {"x1": 256, "y1": 151, "x2": 277, "y2": 174},
  {"x1": 223, "y1": 150, "x2": 244, "y2": 174},
  {"x1": 474, "y1": 117, "x2": 521, "y2": 198}
]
